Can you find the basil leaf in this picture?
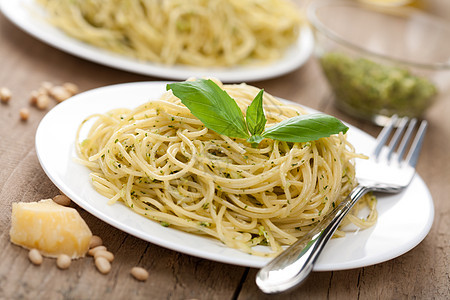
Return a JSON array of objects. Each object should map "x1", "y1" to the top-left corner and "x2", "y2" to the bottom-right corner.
[
  {"x1": 167, "y1": 79, "x2": 249, "y2": 139},
  {"x1": 261, "y1": 113, "x2": 349, "y2": 143},
  {"x1": 247, "y1": 135, "x2": 264, "y2": 145},
  {"x1": 246, "y1": 89, "x2": 266, "y2": 136}
]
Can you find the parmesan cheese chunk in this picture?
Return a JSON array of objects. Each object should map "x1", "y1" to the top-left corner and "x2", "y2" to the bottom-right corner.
[{"x1": 10, "y1": 199, "x2": 92, "y2": 258}]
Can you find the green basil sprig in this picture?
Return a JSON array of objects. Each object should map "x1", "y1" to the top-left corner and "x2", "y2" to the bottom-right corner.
[{"x1": 166, "y1": 79, "x2": 348, "y2": 145}]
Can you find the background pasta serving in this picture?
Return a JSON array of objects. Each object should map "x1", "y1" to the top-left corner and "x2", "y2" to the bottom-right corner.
[{"x1": 38, "y1": 0, "x2": 302, "y2": 67}]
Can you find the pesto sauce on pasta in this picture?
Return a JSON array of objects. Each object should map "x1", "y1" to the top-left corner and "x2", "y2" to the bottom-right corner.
[{"x1": 76, "y1": 80, "x2": 377, "y2": 256}]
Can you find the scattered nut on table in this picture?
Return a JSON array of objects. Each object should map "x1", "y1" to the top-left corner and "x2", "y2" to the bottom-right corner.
[
  {"x1": 29, "y1": 82, "x2": 79, "y2": 108},
  {"x1": 29, "y1": 90, "x2": 39, "y2": 105},
  {"x1": 94, "y1": 250, "x2": 114, "y2": 262},
  {"x1": 19, "y1": 108, "x2": 30, "y2": 121},
  {"x1": 63, "y1": 82, "x2": 79, "y2": 95},
  {"x1": 130, "y1": 267, "x2": 149, "y2": 281},
  {"x1": 40, "y1": 81, "x2": 53, "y2": 92},
  {"x1": 0, "y1": 87, "x2": 11, "y2": 103},
  {"x1": 36, "y1": 94, "x2": 51, "y2": 110},
  {"x1": 95, "y1": 256, "x2": 111, "y2": 274},
  {"x1": 89, "y1": 235, "x2": 103, "y2": 249},
  {"x1": 88, "y1": 245, "x2": 107, "y2": 256},
  {"x1": 56, "y1": 254, "x2": 71, "y2": 270},
  {"x1": 53, "y1": 194, "x2": 71, "y2": 206},
  {"x1": 28, "y1": 248, "x2": 43, "y2": 265},
  {"x1": 50, "y1": 86, "x2": 71, "y2": 102}
]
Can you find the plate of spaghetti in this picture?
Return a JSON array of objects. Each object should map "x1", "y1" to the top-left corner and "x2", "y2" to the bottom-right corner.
[
  {"x1": 1, "y1": 0, "x2": 313, "y2": 82},
  {"x1": 35, "y1": 80, "x2": 434, "y2": 270}
]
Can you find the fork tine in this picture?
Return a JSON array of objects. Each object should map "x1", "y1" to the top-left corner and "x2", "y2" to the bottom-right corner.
[
  {"x1": 396, "y1": 118, "x2": 418, "y2": 163},
  {"x1": 373, "y1": 115, "x2": 398, "y2": 158},
  {"x1": 386, "y1": 117, "x2": 409, "y2": 161},
  {"x1": 404, "y1": 120, "x2": 428, "y2": 167}
]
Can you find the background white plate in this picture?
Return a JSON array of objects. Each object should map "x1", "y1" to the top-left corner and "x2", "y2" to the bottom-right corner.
[
  {"x1": 0, "y1": 0, "x2": 314, "y2": 83},
  {"x1": 35, "y1": 82, "x2": 434, "y2": 270}
]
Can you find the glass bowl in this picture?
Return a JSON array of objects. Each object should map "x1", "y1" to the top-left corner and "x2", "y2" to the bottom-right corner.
[{"x1": 307, "y1": 0, "x2": 450, "y2": 125}]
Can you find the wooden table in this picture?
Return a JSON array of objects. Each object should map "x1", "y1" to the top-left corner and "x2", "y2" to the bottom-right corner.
[{"x1": 0, "y1": 3, "x2": 449, "y2": 299}]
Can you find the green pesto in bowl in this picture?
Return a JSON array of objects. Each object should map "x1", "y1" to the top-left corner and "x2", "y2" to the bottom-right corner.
[{"x1": 320, "y1": 52, "x2": 437, "y2": 120}]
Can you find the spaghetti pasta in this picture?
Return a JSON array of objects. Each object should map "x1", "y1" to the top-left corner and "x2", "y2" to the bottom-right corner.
[
  {"x1": 37, "y1": 0, "x2": 302, "y2": 67},
  {"x1": 76, "y1": 80, "x2": 377, "y2": 256}
]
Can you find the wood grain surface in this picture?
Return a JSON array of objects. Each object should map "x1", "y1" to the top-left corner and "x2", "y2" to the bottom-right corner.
[{"x1": 0, "y1": 2, "x2": 449, "y2": 299}]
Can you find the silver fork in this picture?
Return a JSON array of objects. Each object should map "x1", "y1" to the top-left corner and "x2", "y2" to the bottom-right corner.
[{"x1": 256, "y1": 116, "x2": 428, "y2": 294}]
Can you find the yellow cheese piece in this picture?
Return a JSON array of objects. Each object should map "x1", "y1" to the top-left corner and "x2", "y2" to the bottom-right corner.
[{"x1": 10, "y1": 199, "x2": 92, "y2": 258}]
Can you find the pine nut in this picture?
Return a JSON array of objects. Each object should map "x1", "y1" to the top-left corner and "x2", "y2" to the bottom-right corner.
[
  {"x1": 94, "y1": 250, "x2": 114, "y2": 262},
  {"x1": 36, "y1": 94, "x2": 50, "y2": 110},
  {"x1": 50, "y1": 86, "x2": 71, "y2": 102},
  {"x1": 53, "y1": 194, "x2": 71, "y2": 206},
  {"x1": 130, "y1": 267, "x2": 149, "y2": 281},
  {"x1": 56, "y1": 254, "x2": 71, "y2": 269},
  {"x1": 37, "y1": 87, "x2": 48, "y2": 96},
  {"x1": 63, "y1": 82, "x2": 78, "y2": 95},
  {"x1": 0, "y1": 87, "x2": 11, "y2": 103},
  {"x1": 41, "y1": 81, "x2": 53, "y2": 92},
  {"x1": 88, "y1": 245, "x2": 107, "y2": 256},
  {"x1": 29, "y1": 90, "x2": 39, "y2": 105},
  {"x1": 95, "y1": 256, "x2": 111, "y2": 274},
  {"x1": 19, "y1": 108, "x2": 30, "y2": 121},
  {"x1": 89, "y1": 235, "x2": 103, "y2": 249},
  {"x1": 28, "y1": 249, "x2": 43, "y2": 265}
]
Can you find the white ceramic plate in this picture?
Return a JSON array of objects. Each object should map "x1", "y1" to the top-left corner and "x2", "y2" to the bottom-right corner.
[
  {"x1": 0, "y1": 0, "x2": 314, "y2": 83},
  {"x1": 35, "y1": 82, "x2": 434, "y2": 270}
]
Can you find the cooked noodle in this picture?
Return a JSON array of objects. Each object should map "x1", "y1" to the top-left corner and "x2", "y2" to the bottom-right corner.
[
  {"x1": 76, "y1": 80, "x2": 377, "y2": 256},
  {"x1": 37, "y1": 0, "x2": 302, "y2": 67}
]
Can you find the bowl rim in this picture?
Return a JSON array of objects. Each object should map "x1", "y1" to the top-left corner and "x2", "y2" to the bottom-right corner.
[{"x1": 306, "y1": 0, "x2": 450, "y2": 71}]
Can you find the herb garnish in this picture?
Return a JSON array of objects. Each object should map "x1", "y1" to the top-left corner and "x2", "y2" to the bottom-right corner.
[{"x1": 166, "y1": 79, "x2": 348, "y2": 145}]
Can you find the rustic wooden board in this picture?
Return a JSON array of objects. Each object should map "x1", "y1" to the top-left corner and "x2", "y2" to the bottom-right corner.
[{"x1": 0, "y1": 2, "x2": 449, "y2": 299}]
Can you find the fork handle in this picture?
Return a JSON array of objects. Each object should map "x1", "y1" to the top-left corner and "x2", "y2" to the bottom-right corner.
[{"x1": 256, "y1": 185, "x2": 370, "y2": 294}]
